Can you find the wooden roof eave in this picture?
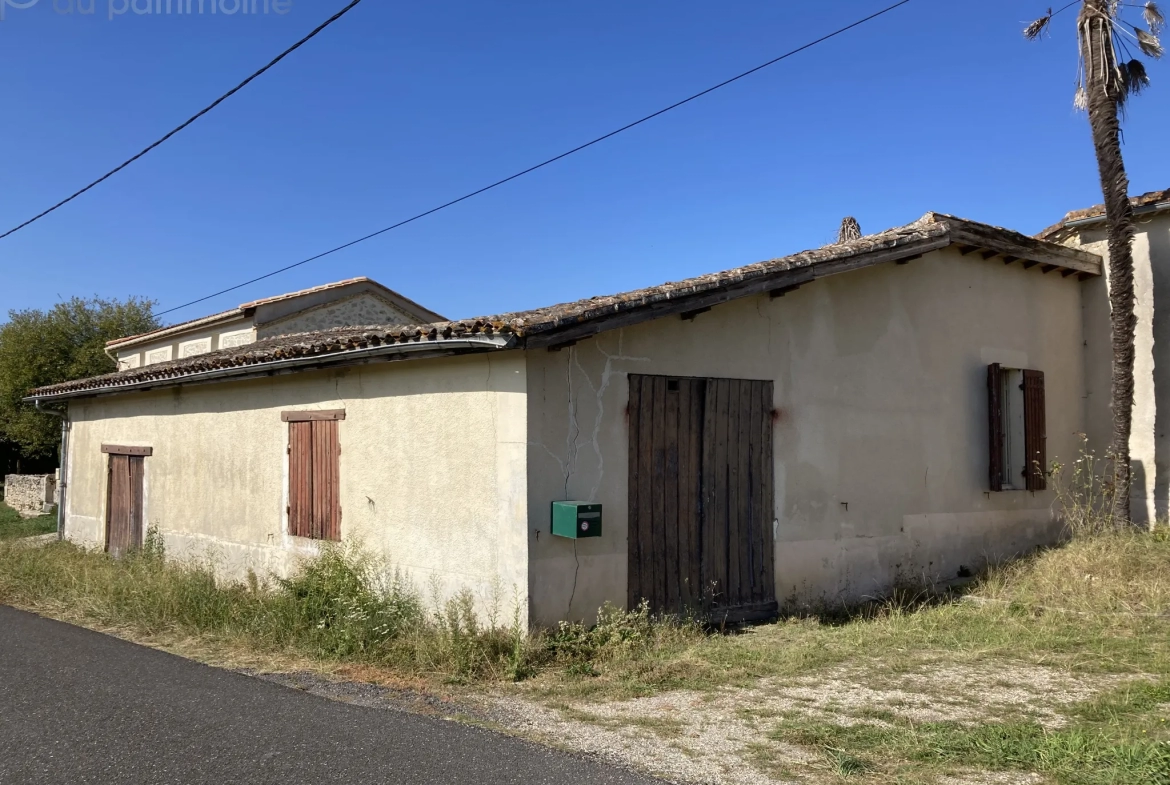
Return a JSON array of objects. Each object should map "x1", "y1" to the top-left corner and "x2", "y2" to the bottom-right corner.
[
  {"x1": 523, "y1": 233, "x2": 954, "y2": 349},
  {"x1": 947, "y1": 223, "x2": 1102, "y2": 279}
]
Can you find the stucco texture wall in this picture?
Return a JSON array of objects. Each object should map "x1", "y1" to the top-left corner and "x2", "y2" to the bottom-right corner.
[
  {"x1": 65, "y1": 352, "x2": 529, "y2": 618},
  {"x1": 525, "y1": 247, "x2": 1085, "y2": 624},
  {"x1": 1073, "y1": 214, "x2": 1170, "y2": 525}
]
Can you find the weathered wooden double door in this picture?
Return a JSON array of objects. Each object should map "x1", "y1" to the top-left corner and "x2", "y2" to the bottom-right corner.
[
  {"x1": 628, "y1": 375, "x2": 777, "y2": 621},
  {"x1": 106, "y1": 454, "x2": 144, "y2": 557}
]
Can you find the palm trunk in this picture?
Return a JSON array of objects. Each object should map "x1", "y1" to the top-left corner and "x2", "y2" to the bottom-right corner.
[{"x1": 1080, "y1": 0, "x2": 1137, "y2": 525}]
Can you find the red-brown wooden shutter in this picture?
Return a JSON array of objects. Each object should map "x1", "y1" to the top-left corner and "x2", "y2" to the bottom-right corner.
[
  {"x1": 1023, "y1": 370, "x2": 1047, "y2": 491},
  {"x1": 987, "y1": 363, "x2": 1004, "y2": 492},
  {"x1": 287, "y1": 419, "x2": 341, "y2": 541},
  {"x1": 312, "y1": 419, "x2": 341, "y2": 541},
  {"x1": 288, "y1": 421, "x2": 313, "y2": 538}
]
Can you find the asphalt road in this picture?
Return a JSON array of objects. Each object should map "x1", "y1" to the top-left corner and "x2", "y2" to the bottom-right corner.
[{"x1": 0, "y1": 606, "x2": 659, "y2": 784}]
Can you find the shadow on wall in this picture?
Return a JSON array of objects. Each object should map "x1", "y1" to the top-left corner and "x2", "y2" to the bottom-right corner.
[{"x1": 1150, "y1": 222, "x2": 1170, "y2": 522}]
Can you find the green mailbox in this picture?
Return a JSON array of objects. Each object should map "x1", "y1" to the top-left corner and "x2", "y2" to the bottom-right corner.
[{"x1": 551, "y1": 501, "x2": 602, "y2": 539}]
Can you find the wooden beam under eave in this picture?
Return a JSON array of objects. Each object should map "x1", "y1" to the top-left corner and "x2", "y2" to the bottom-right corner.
[
  {"x1": 1041, "y1": 264, "x2": 1057, "y2": 274},
  {"x1": 1021, "y1": 260, "x2": 1039, "y2": 270},
  {"x1": 958, "y1": 245, "x2": 982, "y2": 256},
  {"x1": 680, "y1": 306, "x2": 711, "y2": 321},
  {"x1": 981, "y1": 250, "x2": 999, "y2": 260},
  {"x1": 1002, "y1": 256, "x2": 1019, "y2": 265},
  {"x1": 547, "y1": 339, "x2": 577, "y2": 352},
  {"x1": 1078, "y1": 272, "x2": 1093, "y2": 281},
  {"x1": 895, "y1": 254, "x2": 922, "y2": 266},
  {"x1": 770, "y1": 283, "x2": 803, "y2": 299},
  {"x1": 1061, "y1": 269, "x2": 1077, "y2": 277}
]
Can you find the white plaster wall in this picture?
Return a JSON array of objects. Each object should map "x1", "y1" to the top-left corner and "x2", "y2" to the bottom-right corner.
[
  {"x1": 118, "y1": 318, "x2": 255, "y2": 369},
  {"x1": 525, "y1": 247, "x2": 1085, "y2": 624},
  {"x1": 65, "y1": 352, "x2": 529, "y2": 620},
  {"x1": 1072, "y1": 213, "x2": 1170, "y2": 525}
]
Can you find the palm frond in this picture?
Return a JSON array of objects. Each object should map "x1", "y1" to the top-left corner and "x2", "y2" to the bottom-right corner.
[
  {"x1": 1025, "y1": 11, "x2": 1053, "y2": 40},
  {"x1": 1145, "y1": 1, "x2": 1165, "y2": 34},
  {"x1": 1124, "y1": 58, "x2": 1151, "y2": 93},
  {"x1": 1136, "y1": 27, "x2": 1164, "y2": 56},
  {"x1": 1115, "y1": 61, "x2": 1132, "y2": 103}
]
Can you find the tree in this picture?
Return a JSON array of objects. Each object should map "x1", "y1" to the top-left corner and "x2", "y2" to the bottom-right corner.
[
  {"x1": 0, "y1": 297, "x2": 158, "y2": 461},
  {"x1": 1025, "y1": 1, "x2": 1163, "y2": 524}
]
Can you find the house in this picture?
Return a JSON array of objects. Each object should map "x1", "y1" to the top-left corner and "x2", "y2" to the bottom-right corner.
[
  {"x1": 28, "y1": 207, "x2": 1129, "y2": 625},
  {"x1": 107, "y1": 277, "x2": 445, "y2": 370},
  {"x1": 1039, "y1": 188, "x2": 1170, "y2": 525}
]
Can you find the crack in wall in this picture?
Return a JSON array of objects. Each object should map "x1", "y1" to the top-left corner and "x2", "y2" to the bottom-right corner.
[{"x1": 563, "y1": 332, "x2": 650, "y2": 502}]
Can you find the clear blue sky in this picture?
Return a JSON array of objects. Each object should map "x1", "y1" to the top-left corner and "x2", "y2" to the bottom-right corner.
[{"x1": 1, "y1": 0, "x2": 1165, "y2": 325}]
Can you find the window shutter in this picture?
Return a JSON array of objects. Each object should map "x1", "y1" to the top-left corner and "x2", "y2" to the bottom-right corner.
[
  {"x1": 987, "y1": 363, "x2": 1004, "y2": 492},
  {"x1": 288, "y1": 421, "x2": 313, "y2": 538},
  {"x1": 311, "y1": 419, "x2": 341, "y2": 541},
  {"x1": 1023, "y1": 370, "x2": 1047, "y2": 491}
]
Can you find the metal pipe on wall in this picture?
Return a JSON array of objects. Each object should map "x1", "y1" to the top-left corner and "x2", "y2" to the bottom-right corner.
[{"x1": 34, "y1": 400, "x2": 69, "y2": 541}]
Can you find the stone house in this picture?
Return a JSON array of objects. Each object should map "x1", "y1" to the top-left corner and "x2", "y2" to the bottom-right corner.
[{"x1": 27, "y1": 196, "x2": 1165, "y2": 625}]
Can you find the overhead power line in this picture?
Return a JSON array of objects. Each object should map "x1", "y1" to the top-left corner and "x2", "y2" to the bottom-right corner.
[
  {"x1": 0, "y1": 0, "x2": 364, "y2": 242},
  {"x1": 151, "y1": 0, "x2": 912, "y2": 317}
]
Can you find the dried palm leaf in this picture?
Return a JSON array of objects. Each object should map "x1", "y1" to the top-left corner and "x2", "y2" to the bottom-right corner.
[
  {"x1": 1136, "y1": 28, "x2": 1164, "y2": 56},
  {"x1": 1115, "y1": 61, "x2": 1132, "y2": 104},
  {"x1": 1074, "y1": 84, "x2": 1090, "y2": 110},
  {"x1": 1124, "y1": 58, "x2": 1151, "y2": 93},
  {"x1": 1145, "y1": 2, "x2": 1165, "y2": 34},
  {"x1": 1025, "y1": 12, "x2": 1052, "y2": 40}
]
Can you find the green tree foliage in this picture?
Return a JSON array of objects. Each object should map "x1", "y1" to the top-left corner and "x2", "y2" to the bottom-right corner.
[{"x1": 0, "y1": 297, "x2": 158, "y2": 460}]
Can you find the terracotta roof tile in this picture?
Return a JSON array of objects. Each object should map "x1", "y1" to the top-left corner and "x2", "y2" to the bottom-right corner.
[
  {"x1": 31, "y1": 213, "x2": 1100, "y2": 399},
  {"x1": 1037, "y1": 187, "x2": 1170, "y2": 241}
]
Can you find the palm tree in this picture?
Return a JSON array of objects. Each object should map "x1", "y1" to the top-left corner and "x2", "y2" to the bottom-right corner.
[{"x1": 1026, "y1": 1, "x2": 1163, "y2": 525}]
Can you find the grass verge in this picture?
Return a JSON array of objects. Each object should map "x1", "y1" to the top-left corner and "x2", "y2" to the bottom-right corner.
[
  {"x1": 766, "y1": 680, "x2": 1170, "y2": 784},
  {"x1": 0, "y1": 501, "x2": 56, "y2": 541},
  {"x1": 1, "y1": 528, "x2": 1168, "y2": 783}
]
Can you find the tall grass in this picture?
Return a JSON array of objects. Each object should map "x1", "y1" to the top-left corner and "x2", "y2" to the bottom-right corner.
[{"x1": 0, "y1": 535, "x2": 702, "y2": 683}]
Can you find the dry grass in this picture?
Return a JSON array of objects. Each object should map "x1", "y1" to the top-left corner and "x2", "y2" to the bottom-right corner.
[
  {"x1": 2, "y1": 524, "x2": 1168, "y2": 783},
  {"x1": 498, "y1": 530, "x2": 1170, "y2": 784}
]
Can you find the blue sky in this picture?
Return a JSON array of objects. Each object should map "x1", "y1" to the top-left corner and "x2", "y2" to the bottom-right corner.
[{"x1": 0, "y1": 0, "x2": 1166, "y2": 325}]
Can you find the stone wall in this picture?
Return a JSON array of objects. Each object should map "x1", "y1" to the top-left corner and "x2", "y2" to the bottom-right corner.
[{"x1": 3, "y1": 473, "x2": 57, "y2": 517}]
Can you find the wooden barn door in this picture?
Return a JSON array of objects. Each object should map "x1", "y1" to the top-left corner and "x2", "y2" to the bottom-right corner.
[
  {"x1": 628, "y1": 375, "x2": 776, "y2": 622},
  {"x1": 106, "y1": 454, "x2": 144, "y2": 557}
]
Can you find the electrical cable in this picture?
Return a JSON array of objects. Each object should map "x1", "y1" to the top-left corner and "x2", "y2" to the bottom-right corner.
[
  {"x1": 155, "y1": 0, "x2": 912, "y2": 317},
  {"x1": 0, "y1": 0, "x2": 365, "y2": 241}
]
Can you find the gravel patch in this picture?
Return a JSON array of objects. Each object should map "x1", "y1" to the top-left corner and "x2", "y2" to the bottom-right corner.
[{"x1": 493, "y1": 662, "x2": 1140, "y2": 784}]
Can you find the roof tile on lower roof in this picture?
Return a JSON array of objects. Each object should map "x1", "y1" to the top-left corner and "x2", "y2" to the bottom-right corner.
[
  {"x1": 30, "y1": 212, "x2": 1100, "y2": 399},
  {"x1": 1037, "y1": 187, "x2": 1170, "y2": 241}
]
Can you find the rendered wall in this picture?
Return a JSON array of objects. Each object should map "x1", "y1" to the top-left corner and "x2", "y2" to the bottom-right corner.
[
  {"x1": 64, "y1": 352, "x2": 529, "y2": 618},
  {"x1": 1073, "y1": 213, "x2": 1170, "y2": 525},
  {"x1": 526, "y1": 247, "x2": 1086, "y2": 624}
]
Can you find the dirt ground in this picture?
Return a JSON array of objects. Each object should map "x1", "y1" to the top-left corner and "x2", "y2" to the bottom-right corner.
[{"x1": 490, "y1": 661, "x2": 1143, "y2": 785}]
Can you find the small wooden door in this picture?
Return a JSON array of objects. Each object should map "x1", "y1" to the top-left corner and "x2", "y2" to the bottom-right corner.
[
  {"x1": 106, "y1": 454, "x2": 144, "y2": 556},
  {"x1": 628, "y1": 375, "x2": 776, "y2": 621}
]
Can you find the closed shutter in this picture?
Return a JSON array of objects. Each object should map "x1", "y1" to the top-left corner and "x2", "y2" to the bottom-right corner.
[
  {"x1": 1023, "y1": 370, "x2": 1046, "y2": 492},
  {"x1": 287, "y1": 418, "x2": 341, "y2": 541},
  {"x1": 987, "y1": 363, "x2": 1004, "y2": 492},
  {"x1": 288, "y1": 421, "x2": 313, "y2": 538}
]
